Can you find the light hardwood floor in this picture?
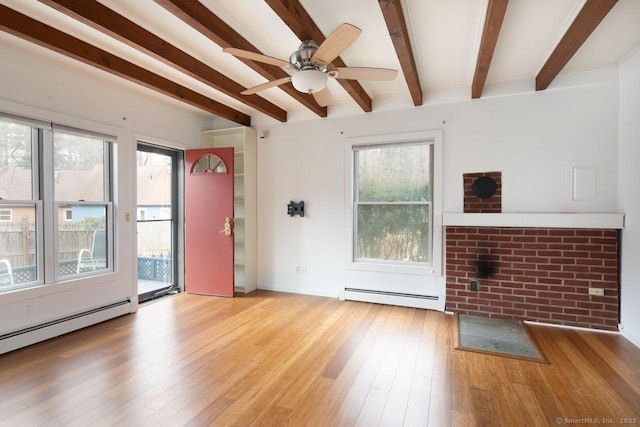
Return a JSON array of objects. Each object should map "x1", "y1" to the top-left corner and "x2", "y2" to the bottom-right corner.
[{"x1": 0, "y1": 290, "x2": 639, "y2": 426}]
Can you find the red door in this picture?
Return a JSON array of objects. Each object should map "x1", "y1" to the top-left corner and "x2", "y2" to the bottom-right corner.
[{"x1": 184, "y1": 147, "x2": 234, "y2": 296}]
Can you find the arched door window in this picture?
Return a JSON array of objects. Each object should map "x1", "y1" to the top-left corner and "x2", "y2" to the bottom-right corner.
[{"x1": 191, "y1": 154, "x2": 227, "y2": 174}]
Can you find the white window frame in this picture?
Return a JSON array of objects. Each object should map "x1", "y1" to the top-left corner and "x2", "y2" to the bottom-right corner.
[
  {"x1": 50, "y1": 126, "x2": 115, "y2": 282},
  {"x1": 0, "y1": 116, "x2": 44, "y2": 289},
  {"x1": 345, "y1": 130, "x2": 443, "y2": 276},
  {"x1": 0, "y1": 209, "x2": 11, "y2": 222},
  {"x1": 0, "y1": 113, "x2": 116, "y2": 290},
  {"x1": 64, "y1": 209, "x2": 72, "y2": 221}
]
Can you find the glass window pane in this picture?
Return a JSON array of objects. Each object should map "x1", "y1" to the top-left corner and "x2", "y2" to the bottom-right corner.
[
  {"x1": 357, "y1": 144, "x2": 429, "y2": 202},
  {"x1": 58, "y1": 204, "x2": 108, "y2": 277},
  {"x1": 0, "y1": 120, "x2": 32, "y2": 200},
  {"x1": 192, "y1": 154, "x2": 226, "y2": 174},
  {"x1": 137, "y1": 220, "x2": 172, "y2": 285},
  {"x1": 356, "y1": 204, "x2": 429, "y2": 263},
  {"x1": 54, "y1": 133, "x2": 105, "y2": 202},
  {"x1": 137, "y1": 151, "x2": 172, "y2": 220},
  {"x1": 0, "y1": 204, "x2": 38, "y2": 287}
]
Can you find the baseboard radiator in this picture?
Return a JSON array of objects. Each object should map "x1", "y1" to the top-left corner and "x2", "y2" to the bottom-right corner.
[
  {"x1": 0, "y1": 299, "x2": 132, "y2": 355},
  {"x1": 344, "y1": 288, "x2": 445, "y2": 311}
]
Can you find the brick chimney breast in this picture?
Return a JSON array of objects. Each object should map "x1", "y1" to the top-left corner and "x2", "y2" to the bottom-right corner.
[{"x1": 463, "y1": 172, "x2": 502, "y2": 213}]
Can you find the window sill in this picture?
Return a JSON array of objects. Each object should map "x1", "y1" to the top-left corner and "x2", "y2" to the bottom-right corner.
[{"x1": 348, "y1": 261, "x2": 438, "y2": 276}]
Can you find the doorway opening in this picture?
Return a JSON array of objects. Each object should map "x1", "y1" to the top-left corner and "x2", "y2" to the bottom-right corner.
[{"x1": 136, "y1": 143, "x2": 184, "y2": 303}]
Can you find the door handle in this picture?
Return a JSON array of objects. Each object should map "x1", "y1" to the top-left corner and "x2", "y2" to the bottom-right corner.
[{"x1": 219, "y1": 217, "x2": 233, "y2": 236}]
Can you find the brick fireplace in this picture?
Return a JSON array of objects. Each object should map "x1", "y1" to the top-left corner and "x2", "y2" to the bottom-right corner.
[{"x1": 443, "y1": 214, "x2": 624, "y2": 331}]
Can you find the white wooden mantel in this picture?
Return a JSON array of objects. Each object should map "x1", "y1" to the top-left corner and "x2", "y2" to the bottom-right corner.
[{"x1": 442, "y1": 213, "x2": 625, "y2": 229}]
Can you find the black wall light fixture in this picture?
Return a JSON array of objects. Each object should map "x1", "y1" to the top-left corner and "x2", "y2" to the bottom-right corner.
[{"x1": 287, "y1": 200, "x2": 304, "y2": 217}]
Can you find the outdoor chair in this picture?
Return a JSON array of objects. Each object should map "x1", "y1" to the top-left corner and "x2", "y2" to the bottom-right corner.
[
  {"x1": 76, "y1": 230, "x2": 107, "y2": 273},
  {"x1": 0, "y1": 259, "x2": 14, "y2": 287}
]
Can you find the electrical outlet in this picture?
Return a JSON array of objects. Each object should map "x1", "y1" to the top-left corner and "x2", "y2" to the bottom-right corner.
[
  {"x1": 470, "y1": 279, "x2": 479, "y2": 292},
  {"x1": 301, "y1": 266, "x2": 307, "y2": 274},
  {"x1": 589, "y1": 287, "x2": 604, "y2": 296},
  {"x1": 295, "y1": 266, "x2": 300, "y2": 274}
]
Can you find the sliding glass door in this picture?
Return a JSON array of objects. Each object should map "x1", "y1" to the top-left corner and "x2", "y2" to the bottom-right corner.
[{"x1": 136, "y1": 143, "x2": 182, "y2": 302}]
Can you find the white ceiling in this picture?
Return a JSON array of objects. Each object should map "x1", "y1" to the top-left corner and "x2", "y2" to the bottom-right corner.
[{"x1": 1, "y1": 0, "x2": 640, "y2": 124}]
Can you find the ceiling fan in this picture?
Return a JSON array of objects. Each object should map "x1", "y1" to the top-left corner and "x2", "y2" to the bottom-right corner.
[{"x1": 223, "y1": 23, "x2": 398, "y2": 107}]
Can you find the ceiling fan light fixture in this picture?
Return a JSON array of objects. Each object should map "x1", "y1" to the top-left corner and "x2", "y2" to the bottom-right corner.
[{"x1": 291, "y1": 69, "x2": 328, "y2": 94}]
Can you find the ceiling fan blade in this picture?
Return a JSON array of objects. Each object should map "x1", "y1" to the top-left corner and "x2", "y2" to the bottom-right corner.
[
  {"x1": 312, "y1": 87, "x2": 332, "y2": 107},
  {"x1": 329, "y1": 67, "x2": 398, "y2": 81},
  {"x1": 241, "y1": 77, "x2": 292, "y2": 95},
  {"x1": 311, "y1": 23, "x2": 362, "y2": 65},
  {"x1": 223, "y1": 47, "x2": 291, "y2": 68}
]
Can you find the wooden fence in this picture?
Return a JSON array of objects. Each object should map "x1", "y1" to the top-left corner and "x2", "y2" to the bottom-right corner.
[{"x1": 0, "y1": 222, "x2": 95, "y2": 268}]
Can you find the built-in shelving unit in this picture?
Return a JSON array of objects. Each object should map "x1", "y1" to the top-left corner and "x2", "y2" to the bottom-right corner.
[{"x1": 201, "y1": 127, "x2": 257, "y2": 294}]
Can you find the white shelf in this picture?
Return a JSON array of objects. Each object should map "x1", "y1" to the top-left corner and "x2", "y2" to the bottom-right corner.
[
  {"x1": 442, "y1": 213, "x2": 625, "y2": 229},
  {"x1": 201, "y1": 126, "x2": 257, "y2": 294}
]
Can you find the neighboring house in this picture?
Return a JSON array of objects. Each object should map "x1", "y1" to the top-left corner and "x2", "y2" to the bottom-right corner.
[
  {"x1": 0, "y1": 167, "x2": 105, "y2": 224},
  {"x1": 0, "y1": 165, "x2": 171, "y2": 224},
  {"x1": 0, "y1": 164, "x2": 172, "y2": 271},
  {"x1": 136, "y1": 165, "x2": 172, "y2": 221}
]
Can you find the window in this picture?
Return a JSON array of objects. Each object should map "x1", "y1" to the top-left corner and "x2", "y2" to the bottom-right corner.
[
  {"x1": 0, "y1": 209, "x2": 11, "y2": 222},
  {"x1": 347, "y1": 131, "x2": 442, "y2": 274},
  {"x1": 54, "y1": 130, "x2": 112, "y2": 278},
  {"x1": 0, "y1": 117, "x2": 38, "y2": 288},
  {"x1": 191, "y1": 154, "x2": 227, "y2": 174},
  {"x1": 0, "y1": 114, "x2": 115, "y2": 291},
  {"x1": 354, "y1": 142, "x2": 431, "y2": 264}
]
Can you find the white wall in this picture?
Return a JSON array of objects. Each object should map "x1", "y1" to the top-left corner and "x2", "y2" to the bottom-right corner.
[
  {"x1": 0, "y1": 34, "x2": 632, "y2": 345},
  {"x1": 0, "y1": 40, "x2": 214, "y2": 338},
  {"x1": 256, "y1": 80, "x2": 620, "y2": 300},
  {"x1": 618, "y1": 50, "x2": 640, "y2": 347}
]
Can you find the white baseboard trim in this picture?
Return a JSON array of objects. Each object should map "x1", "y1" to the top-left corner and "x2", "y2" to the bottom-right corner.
[
  {"x1": 257, "y1": 284, "x2": 339, "y2": 299},
  {"x1": 344, "y1": 288, "x2": 445, "y2": 311},
  {"x1": 0, "y1": 300, "x2": 132, "y2": 355},
  {"x1": 524, "y1": 320, "x2": 640, "y2": 349},
  {"x1": 621, "y1": 329, "x2": 640, "y2": 349},
  {"x1": 256, "y1": 284, "x2": 446, "y2": 311},
  {"x1": 523, "y1": 319, "x2": 620, "y2": 334}
]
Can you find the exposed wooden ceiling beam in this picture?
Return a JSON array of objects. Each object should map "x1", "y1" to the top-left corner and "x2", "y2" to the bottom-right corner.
[
  {"x1": 472, "y1": 0, "x2": 509, "y2": 99},
  {"x1": 378, "y1": 0, "x2": 422, "y2": 106},
  {"x1": 154, "y1": 0, "x2": 327, "y2": 118},
  {"x1": 39, "y1": 0, "x2": 286, "y2": 123},
  {"x1": 0, "y1": 5, "x2": 250, "y2": 126},
  {"x1": 536, "y1": 0, "x2": 618, "y2": 91},
  {"x1": 265, "y1": 0, "x2": 373, "y2": 112}
]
